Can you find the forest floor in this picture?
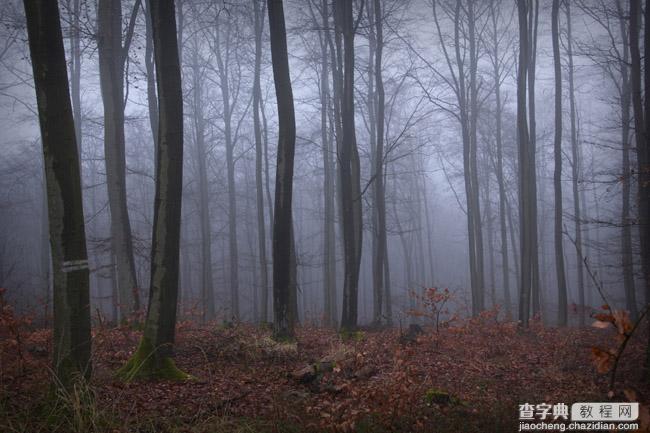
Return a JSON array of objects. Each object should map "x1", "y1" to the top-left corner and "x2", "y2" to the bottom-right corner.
[{"x1": 1, "y1": 311, "x2": 649, "y2": 433}]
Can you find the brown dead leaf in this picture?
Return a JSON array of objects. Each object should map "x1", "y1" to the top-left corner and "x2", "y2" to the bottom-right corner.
[{"x1": 591, "y1": 347, "x2": 615, "y2": 373}]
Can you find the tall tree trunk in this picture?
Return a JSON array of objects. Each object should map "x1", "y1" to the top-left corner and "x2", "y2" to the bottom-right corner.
[
  {"x1": 564, "y1": 0, "x2": 585, "y2": 326},
  {"x1": 527, "y1": 0, "x2": 540, "y2": 316},
  {"x1": 314, "y1": 0, "x2": 338, "y2": 327},
  {"x1": 97, "y1": 0, "x2": 141, "y2": 319},
  {"x1": 483, "y1": 157, "x2": 496, "y2": 307},
  {"x1": 617, "y1": 0, "x2": 637, "y2": 320},
  {"x1": 213, "y1": 14, "x2": 240, "y2": 320},
  {"x1": 619, "y1": 13, "x2": 637, "y2": 319},
  {"x1": 467, "y1": 0, "x2": 485, "y2": 314},
  {"x1": 268, "y1": 0, "x2": 297, "y2": 341},
  {"x1": 67, "y1": 0, "x2": 82, "y2": 154},
  {"x1": 639, "y1": 1, "x2": 650, "y2": 374},
  {"x1": 630, "y1": 0, "x2": 650, "y2": 374},
  {"x1": 24, "y1": 0, "x2": 91, "y2": 386},
  {"x1": 190, "y1": 44, "x2": 215, "y2": 321},
  {"x1": 337, "y1": 0, "x2": 362, "y2": 332},
  {"x1": 145, "y1": 0, "x2": 159, "y2": 156},
  {"x1": 373, "y1": 0, "x2": 388, "y2": 325},
  {"x1": 117, "y1": 0, "x2": 187, "y2": 381},
  {"x1": 552, "y1": 0, "x2": 568, "y2": 326},
  {"x1": 253, "y1": 0, "x2": 269, "y2": 324},
  {"x1": 489, "y1": 0, "x2": 512, "y2": 319},
  {"x1": 517, "y1": 0, "x2": 534, "y2": 327},
  {"x1": 506, "y1": 196, "x2": 521, "y2": 293}
]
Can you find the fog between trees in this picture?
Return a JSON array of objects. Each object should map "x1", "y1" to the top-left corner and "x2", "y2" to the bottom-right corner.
[{"x1": 1, "y1": 0, "x2": 649, "y2": 377}]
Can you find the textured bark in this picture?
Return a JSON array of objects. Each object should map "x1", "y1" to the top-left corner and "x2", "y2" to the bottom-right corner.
[
  {"x1": 24, "y1": 0, "x2": 91, "y2": 386},
  {"x1": 268, "y1": 0, "x2": 297, "y2": 340},
  {"x1": 253, "y1": 0, "x2": 269, "y2": 324},
  {"x1": 552, "y1": 0, "x2": 568, "y2": 326},
  {"x1": 97, "y1": 0, "x2": 141, "y2": 319},
  {"x1": 118, "y1": 0, "x2": 186, "y2": 381}
]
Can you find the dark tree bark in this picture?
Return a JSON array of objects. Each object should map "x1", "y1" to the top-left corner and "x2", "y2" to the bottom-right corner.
[
  {"x1": 517, "y1": 0, "x2": 538, "y2": 328},
  {"x1": 66, "y1": 0, "x2": 82, "y2": 153},
  {"x1": 372, "y1": 0, "x2": 388, "y2": 326},
  {"x1": 630, "y1": 0, "x2": 650, "y2": 374},
  {"x1": 337, "y1": 0, "x2": 363, "y2": 332},
  {"x1": 144, "y1": 0, "x2": 159, "y2": 153},
  {"x1": 552, "y1": 0, "x2": 568, "y2": 326},
  {"x1": 117, "y1": 0, "x2": 187, "y2": 380},
  {"x1": 97, "y1": 0, "x2": 141, "y2": 320},
  {"x1": 614, "y1": 0, "x2": 638, "y2": 321},
  {"x1": 24, "y1": 0, "x2": 91, "y2": 387},
  {"x1": 268, "y1": 0, "x2": 297, "y2": 340}
]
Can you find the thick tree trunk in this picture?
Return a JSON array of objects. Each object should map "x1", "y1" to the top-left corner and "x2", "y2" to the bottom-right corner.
[
  {"x1": 552, "y1": 0, "x2": 568, "y2": 326},
  {"x1": 268, "y1": 0, "x2": 297, "y2": 341},
  {"x1": 97, "y1": 0, "x2": 141, "y2": 319},
  {"x1": 117, "y1": 0, "x2": 187, "y2": 381},
  {"x1": 24, "y1": 0, "x2": 91, "y2": 386}
]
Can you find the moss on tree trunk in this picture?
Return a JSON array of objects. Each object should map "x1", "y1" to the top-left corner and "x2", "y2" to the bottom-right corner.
[{"x1": 116, "y1": 337, "x2": 191, "y2": 381}]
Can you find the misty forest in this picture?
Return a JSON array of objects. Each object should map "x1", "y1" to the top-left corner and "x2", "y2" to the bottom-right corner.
[{"x1": 1, "y1": 0, "x2": 650, "y2": 431}]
